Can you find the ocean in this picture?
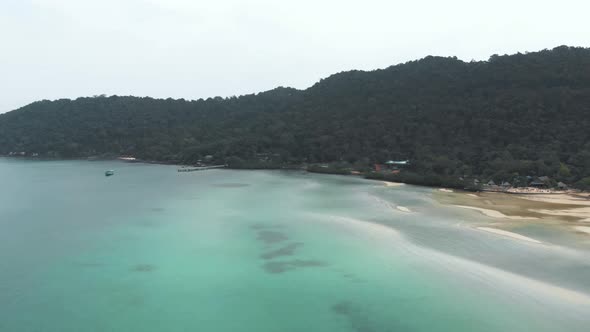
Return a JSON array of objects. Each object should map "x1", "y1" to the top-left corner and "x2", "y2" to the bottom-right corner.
[{"x1": 1, "y1": 158, "x2": 589, "y2": 332}]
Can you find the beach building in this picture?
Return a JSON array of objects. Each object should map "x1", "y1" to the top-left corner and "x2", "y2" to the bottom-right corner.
[
  {"x1": 530, "y1": 176, "x2": 550, "y2": 188},
  {"x1": 375, "y1": 160, "x2": 410, "y2": 173}
]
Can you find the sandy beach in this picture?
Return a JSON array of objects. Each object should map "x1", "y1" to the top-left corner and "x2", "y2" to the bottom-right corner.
[
  {"x1": 453, "y1": 205, "x2": 538, "y2": 220},
  {"x1": 518, "y1": 194, "x2": 590, "y2": 206},
  {"x1": 574, "y1": 226, "x2": 590, "y2": 235},
  {"x1": 436, "y1": 189, "x2": 590, "y2": 224},
  {"x1": 382, "y1": 181, "x2": 404, "y2": 187},
  {"x1": 528, "y1": 207, "x2": 590, "y2": 220},
  {"x1": 477, "y1": 227, "x2": 541, "y2": 244}
]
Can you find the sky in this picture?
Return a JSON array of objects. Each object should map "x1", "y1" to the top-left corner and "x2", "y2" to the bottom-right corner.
[{"x1": 1, "y1": 0, "x2": 589, "y2": 113}]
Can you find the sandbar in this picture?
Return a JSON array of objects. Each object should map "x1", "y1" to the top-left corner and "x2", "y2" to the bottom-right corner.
[
  {"x1": 477, "y1": 227, "x2": 541, "y2": 243},
  {"x1": 528, "y1": 207, "x2": 590, "y2": 220},
  {"x1": 453, "y1": 205, "x2": 538, "y2": 220},
  {"x1": 396, "y1": 206, "x2": 412, "y2": 213},
  {"x1": 382, "y1": 181, "x2": 404, "y2": 187},
  {"x1": 573, "y1": 226, "x2": 590, "y2": 235},
  {"x1": 518, "y1": 194, "x2": 590, "y2": 206}
]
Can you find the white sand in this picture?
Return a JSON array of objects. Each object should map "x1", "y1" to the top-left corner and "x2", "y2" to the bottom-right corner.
[
  {"x1": 477, "y1": 227, "x2": 541, "y2": 244},
  {"x1": 466, "y1": 193, "x2": 479, "y2": 198},
  {"x1": 382, "y1": 181, "x2": 404, "y2": 187},
  {"x1": 396, "y1": 206, "x2": 412, "y2": 213},
  {"x1": 528, "y1": 207, "x2": 590, "y2": 220},
  {"x1": 453, "y1": 205, "x2": 538, "y2": 220},
  {"x1": 439, "y1": 188, "x2": 454, "y2": 193},
  {"x1": 518, "y1": 194, "x2": 590, "y2": 206},
  {"x1": 573, "y1": 226, "x2": 590, "y2": 234}
]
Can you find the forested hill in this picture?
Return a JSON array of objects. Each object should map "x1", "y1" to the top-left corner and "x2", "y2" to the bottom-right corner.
[{"x1": 1, "y1": 46, "x2": 590, "y2": 187}]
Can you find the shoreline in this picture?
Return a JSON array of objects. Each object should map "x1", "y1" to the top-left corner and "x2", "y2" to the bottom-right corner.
[
  {"x1": 434, "y1": 189, "x2": 590, "y2": 243},
  {"x1": 4, "y1": 156, "x2": 590, "y2": 231},
  {"x1": 476, "y1": 227, "x2": 542, "y2": 244},
  {"x1": 2, "y1": 156, "x2": 587, "y2": 195},
  {"x1": 437, "y1": 189, "x2": 590, "y2": 222}
]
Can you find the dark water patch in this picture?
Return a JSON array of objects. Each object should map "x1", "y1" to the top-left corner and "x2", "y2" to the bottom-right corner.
[
  {"x1": 260, "y1": 242, "x2": 304, "y2": 260},
  {"x1": 127, "y1": 295, "x2": 145, "y2": 307},
  {"x1": 343, "y1": 274, "x2": 367, "y2": 283},
  {"x1": 257, "y1": 230, "x2": 289, "y2": 245},
  {"x1": 132, "y1": 264, "x2": 156, "y2": 272},
  {"x1": 73, "y1": 262, "x2": 105, "y2": 268},
  {"x1": 262, "y1": 259, "x2": 327, "y2": 274},
  {"x1": 331, "y1": 301, "x2": 376, "y2": 332},
  {"x1": 332, "y1": 301, "x2": 412, "y2": 332},
  {"x1": 332, "y1": 301, "x2": 356, "y2": 315},
  {"x1": 211, "y1": 183, "x2": 251, "y2": 188},
  {"x1": 150, "y1": 207, "x2": 165, "y2": 212},
  {"x1": 250, "y1": 223, "x2": 284, "y2": 230}
]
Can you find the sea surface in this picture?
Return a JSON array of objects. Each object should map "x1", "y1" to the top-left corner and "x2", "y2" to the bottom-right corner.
[{"x1": 1, "y1": 158, "x2": 589, "y2": 332}]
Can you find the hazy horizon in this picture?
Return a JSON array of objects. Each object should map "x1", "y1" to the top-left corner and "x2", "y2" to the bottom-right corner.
[{"x1": 2, "y1": 0, "x2": 589, "y2": 113}]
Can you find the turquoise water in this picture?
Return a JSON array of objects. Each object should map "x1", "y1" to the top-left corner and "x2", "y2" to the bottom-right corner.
[{"x1": 1, "y1": 159, "x2": 589, "y2": 332}]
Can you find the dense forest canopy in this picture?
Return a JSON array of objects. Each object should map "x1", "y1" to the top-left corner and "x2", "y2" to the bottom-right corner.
[{"x1": 1, "y1": 46, "x2": 590, "y2": 187}]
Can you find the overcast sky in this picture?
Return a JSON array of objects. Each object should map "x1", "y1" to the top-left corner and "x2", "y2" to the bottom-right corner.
[{"x1": 1, "y1": 0, "x2": 589, "y2": 113}]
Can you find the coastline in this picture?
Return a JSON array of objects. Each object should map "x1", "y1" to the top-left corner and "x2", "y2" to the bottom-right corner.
[
  {"x1": 5, "y1": 156, "x2": 589, "y2": 238},
  {"x1": 3, "y1": 155, "x2": 587, "y2": 195},
  {"x1": 434, "y1": 189, "x2": 590, "y2": 244}
]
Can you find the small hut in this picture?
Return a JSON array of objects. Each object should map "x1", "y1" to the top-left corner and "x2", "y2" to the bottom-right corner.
[{"x1": 530, "y1": 177, "x2": 549, "y2": 188}]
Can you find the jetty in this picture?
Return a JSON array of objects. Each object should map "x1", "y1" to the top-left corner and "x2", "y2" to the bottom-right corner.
[{"x1": 177, "y1": 165, "x2": 227, "y2": 172}]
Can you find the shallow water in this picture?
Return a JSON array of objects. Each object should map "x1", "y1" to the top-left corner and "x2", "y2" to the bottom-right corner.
[{"x1": 1, "y1": 159, "x2": 589, "y2": 331}]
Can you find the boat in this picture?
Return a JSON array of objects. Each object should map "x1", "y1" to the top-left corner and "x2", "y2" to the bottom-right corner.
[{"x1": 105, "y1": 170, "x2": 115, "y2": 177}]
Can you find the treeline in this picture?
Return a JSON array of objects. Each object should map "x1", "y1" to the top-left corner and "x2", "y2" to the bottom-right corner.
[{"x1": 1, "y1": 46, "x2": 590, "y2": 188}]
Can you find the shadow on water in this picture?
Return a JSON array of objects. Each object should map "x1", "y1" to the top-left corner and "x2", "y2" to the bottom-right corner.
[
  {"x1": 131, "y1": 264, "x2": 156, "y2": 272},
  {"x1": 260, "y1": 242, "x2": 304, "y2": 260},
  {"x1": 73, "y1": 262, "x2": 105, "y2": 268},
  {"x1": 262, "y1": 260, "x2": 328, "y2": 274},
  {"x1": 333, "y1": 300, "x2": 414, "y2": 332},
  {"x1": 341, "y1": 273, "x2": 367, "y2": 283},
  {"x1": 249, "y1": 223, "x2": 285, "y2": 230},
  {"x1": 256, "y1": 230, "x2": 289, "y2": 245},
  {"x1": 332, "y1": 301, "x2": 377, "y2": 332}
]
